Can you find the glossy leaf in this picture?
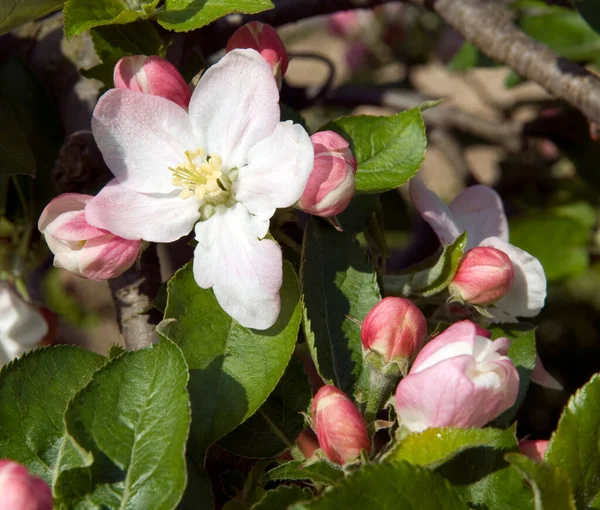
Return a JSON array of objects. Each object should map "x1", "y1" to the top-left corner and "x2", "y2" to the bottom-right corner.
[
  {"x1": 158, "y1": 0, "x2": 274, "y2": 32},
  {"x1": 505, "y1": 453, "x2": 576, "y2": 510},
  {"x1": 253, "y1": 486, "x2": 312, "y2": 510},
  {"x1": 300, "y1": 219, "x2": 381, "y2": 395},
  {"x1": 0, "y1": 0, "x2": 63, "y2": 36},
  {"x1": 0, "y1": 346, "x2": 104, "y2": 484},
  {"x1": 54, "y1": 339, "x2": 191, "y2": 510},
  {"x1": 573, "y1": 0, "x2": 600, "y2": 35},
  {"x1": 291, "y1": 461, "x2": 468, "y2": 509},
  {"x1": 261, "y1": 460, "x2": 344, "y2": 486},
  {"x1": 546, "y1": 373, "x2": 600, "y2": 508},
  {"x1": 158, "y1": 261, "x2": 301, "y2": 462},
  {"x1": 219, "y1": 357, "x2": 311, "y2": 458},
  {"x1": 324, "y1": 108, "x2": 427, "y2": 193}
]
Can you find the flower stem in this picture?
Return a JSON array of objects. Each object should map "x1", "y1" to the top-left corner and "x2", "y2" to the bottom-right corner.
[{"x1": 363, "y1": 368, "x2": 399, "y2": 435}]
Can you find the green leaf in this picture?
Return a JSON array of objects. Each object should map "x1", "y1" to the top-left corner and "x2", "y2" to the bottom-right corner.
[
  {"x1": 509, "y1": 210, "x2": 592, "y2": 282},
  {"x1": 219, "y1": 357, "x2": 311, "y2": 458},
  {"x1": 158, "y1": 261, "x2": 301, "y2": 462},
  {"x1": 0, "y1": 98, "x2": 35, "y2": 176},
  {"x1": 91, "y1": 20, "x2": 165, "y2": 61},
  {"x1": 291, "y1": 461, "x2": 469, "y2": 509},
  {"x1": 324, "y1": 108, "x2": 427, "y2": 193},
  {"x1": 261, "y1": 460, "x2": 344, "y2": 486},
  {"x1": 178, "y1": 459, "x2": 214, "y2": 510},
  {"x1": 300, "y1": 219, "x2": 381, "y2": 395},
  {"x1": 448, "y1": 42, "x2": 497, "y2": 71},
  {"x1": 63, "y1": 0, "x2": 160, "y2": 39},
  {"x1": 157, "y1": 0, "x2": 274, "y2": 32},
  {"x1": 0, "y1": 0, "x2": 64, "y2": 36},
  {"x1": 253, "y1": 486, "x2": 312, "y2": 510},
  {"x1": 489, "y1": 323, "x2": 537, "y2": 427},
  {"x1": 572, "y1": 0, "x2": 600, "y2": 35},
  {"x1": 0, "y1": 346, "x2": 104, "y2": 485},
  {"x1": 546, "y1": 373, "x2": 600, "y2": 508},
  {"x1": 505, "y1": 453, "x2": 577, "y2": 510},
  {"x1": 54, "y1": 339, "x2": 191, "y2": 510},
  {"x1": 332, "y1": 193, "x2": 378, "y2": 234},
  {"x1": 385, "y1": 426, "x2": 518, "y2": 468}
]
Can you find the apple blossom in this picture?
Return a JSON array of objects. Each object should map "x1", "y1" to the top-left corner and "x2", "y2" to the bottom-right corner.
[
  {"x1": 449, "y1": 247, "x2": 515, "y2": 305},
  {"x1": 0, "y1": 283, "x2": 48, "y2": 365},
  {"x1": 86, "y1": 49, "x2": 313, "y2": 329},
  {"x1": 395, "y1": 320, "x2": 519, "y2": 432},
  {"x1": 361, "y1": 297, "x2": 426, "y2": 366},
  {"x1": 311, "y1": 385, "x2": 370, "y2": 465},
  {"x1": 226, "y1": 22, "x2": 288, "y2": 85},
  {"x1": 409, "y1": 178, "x2": 546, "y2": 322},
  {"x1": 298, "y1": 131, "x2": 357, "y2": 217},
  {"x1": 0, "y1": 460, "x2": 52, "y2": 510},
  {"x1": 39, "y1": 194, "x2": 141, "y2": 281},
  {"x1": 518, "y1": 440, "x2": 549, "y2": 463},
  {"x1": 114, "y1": 55, "x2": 191, "y2": 109}
]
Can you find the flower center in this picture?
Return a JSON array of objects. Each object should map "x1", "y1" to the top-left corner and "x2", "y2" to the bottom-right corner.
[{"x1": 169, "y1": 149, "x2": 237, "y2": 219}]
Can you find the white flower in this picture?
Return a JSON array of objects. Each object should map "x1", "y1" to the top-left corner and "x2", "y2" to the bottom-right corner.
[
  {"x1": 409, "y1": 178, "x2": 546, "y2": 322},
  {"x1": 86, "y1": 49, "x2": 314, "y2": 329},
  {"x1": 0, "y1": 283, "x2": 48, "y2": 365}
]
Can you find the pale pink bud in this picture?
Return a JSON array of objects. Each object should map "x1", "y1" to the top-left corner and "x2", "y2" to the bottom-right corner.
[
  {"x1": 361, "y1": 297, "x2": 426, "y2": 365},
  {"x1": 311, "y1": 385, "x2": 370, "y2": 465},
  {"x1": 226, "y1": 22, "x2": 289, "y2": 82},
  {"x1": 395, "y1": 320, "x2": 519, "y2": 432},
  {"x1": 38, "y1": 194, "x2": 141, "y2": 281},
  {"x1": 449, "y1": 247, "x2": 515, "y2": 305},
  {"x1": 519, "y1": 440, "x2": 549, "y2": 463},
  {"x1": 113, "y1": 56, "x2": 191, "y2": 109},
  {"x1": 298, "y1": 131, "x2": 357, "y2": 217},
  {"x1": 0, "y1": 460, "x2": 52, "y2": 510},
  {"x1": 329, "y1": 11, "x2": 360, "y2": 37}
]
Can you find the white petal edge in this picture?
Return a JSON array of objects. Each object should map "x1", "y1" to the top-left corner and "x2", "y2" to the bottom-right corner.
[
  {"x1": 409, "y1": 177, "x2": 462, "y2": 245},
  {"x1": 85, "y1": 179, "x2": 200, "y2": 243},
  {"x1": 481, "y1": 237, "x2": 547, "y2": 320},
  {"x1": 188, "y1": 49, "x2": 280, "y2": 171},
  {"x1": 92, "y1": 89, "x2": 197, "y2": 194},
  {"x1": 449, "y1": 185, "x2": 510, "y2": 248},
  {"x1": 235, "y1": 121, "x2": 314, "y2": 221},
  {"x1": 193, "y1": 203, "x2": 282, "y2": 330}
]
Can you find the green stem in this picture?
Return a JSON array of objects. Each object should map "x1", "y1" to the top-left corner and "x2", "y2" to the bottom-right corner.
[
  {"x1": 259, "y1": 408, "x2": 305, "y2": 461},
  {"x1": 363, "y1": 369, "x2": 400, "y2": 435}
]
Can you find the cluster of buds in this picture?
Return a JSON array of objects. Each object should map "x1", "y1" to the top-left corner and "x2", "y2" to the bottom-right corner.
[{"x1": 0, "y1": 460, "x2": 52, "y2": 510}]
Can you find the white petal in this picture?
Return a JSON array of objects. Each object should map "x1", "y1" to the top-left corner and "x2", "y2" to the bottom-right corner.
[
  {"x1": 481, "y1": 237, "x2": 547, "y2": 320},
  {"x1": 85, "y1": 179, "x2": 200, "y2": 243},
  {"x1": 409, "y1": 177, "x2": 462, "y2": 245},
  {"x1": 193, "y1": 203, "x2": 282, "y2": 330},
  {"x1": 92, "y1": 89, "x2": 197, "y2": 194},
  {"x1": 235, "y1": 121, "x2": 314, "y2": 220},
  {"x1": 188, "y1": 49, "x2": 280, "y2": 170},
  {"x1": 450, "y1": 185, "x2": 509, "y2": 248}
]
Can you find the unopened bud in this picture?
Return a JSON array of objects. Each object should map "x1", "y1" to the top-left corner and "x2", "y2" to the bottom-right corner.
[
  {"x1": 298, "y1": 131, "x2": 357, "y2": 217},
  {"x1": 114, "y1": 55, "x2": 191, "y2": 109},
  {"x1": 361, "y1": 297, "x2": 426, "y2": 367},
  {"x1": 226, "y1": 22, "x2": 288, "y2": 85},
  {"x1": 449, "y1": 247, "x2": 514, "y2": 305},
  {"x1": 519, "y1": 440, "x2": 549, "y2": 463},
  {"x1": 311, "y1": 385, "x2": 370, "y2": 465},
  {"x1": 0, "y1": 460, "x2": 52, "y2": 510}
]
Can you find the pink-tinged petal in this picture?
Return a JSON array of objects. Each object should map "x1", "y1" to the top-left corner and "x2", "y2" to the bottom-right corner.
[
  {"x1": 531, "y1": 354, "x2": 563, "y2": 390},
  {"x1": 449, "y1": 185, "x2": 509, "y2": 247},
  {"x1": 235, "y1": 121, "x2": 314, "y2": 220},
  {"x1": 519, "y1": 440, "x2": 549, "y2": 463},
  {"x1": 480, "y1": 237, "x2": 546, "y2": 320},
  {"x1": 410, "y1": 320, "x2": 479, "y2": 373},
  {"x1": 492, "y1": 336, "x2": 511, "y2": 355},
  {"x1": 43, "y1": 210, "x2": 106, "y2": 241},
  {"x1": 38, "y1": 193, "x2": 91, "y2": 231},
  {"x1": 193, "y1": 203, "x2": 282, "y2": 330},
  {"x1": 78, "y1": 235, "x2": 141, "y2": 281},
  {"x1": 492, "y1": 357, "x2": 520, "y2": 414},
  {"x1": 85, "y1": 179, "x2": 200, "y2": 243},
  {"x1": 92, "y1": 88, "x2": 197, "y2": 194},
  {"x1": 188, "y1": 49, "x2": 280, "y2": 170},
  {"x1": 409, "y1": 177, "x2": 462, "y2": 245}
]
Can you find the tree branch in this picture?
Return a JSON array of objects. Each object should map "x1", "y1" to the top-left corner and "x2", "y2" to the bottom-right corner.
[{"x1": 108, "y1": 243, "x2": 162, "y2": 350}]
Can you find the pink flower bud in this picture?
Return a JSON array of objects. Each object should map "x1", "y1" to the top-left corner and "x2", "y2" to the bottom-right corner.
[
  {"x1": 311, "y1": 385, "x2": 370, "y2": 465},
  {"x1": 518, "y1": 440, "x2": 549, "y2": 463},
  {"x1": 449, "y1": 247, "x2": 515, "y2": 305},
  {"x1": 395, "y1": 320, "x2": 519, "y2": 432},
  {"x1": 226, "y1": 22, "x2": 289, "y2": 82},
  {"x1": 0, "y1": 460, "x2": 52, "y2": 510},
  {"x1": 298, "y1": 131, "x2": 357, "y2": 217},
  {"x1": 361, "y1": 297, "x2": 426, "y2": 366},
  {"x1": 113, "y1": 56, "x2": 191, "y2": 109},
  {"x1": 328, "y1": 11, "x2": 361, "y2": 37},
  {"x1": 38, "y1": 194, "x2": 141, "y2": 281}
]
